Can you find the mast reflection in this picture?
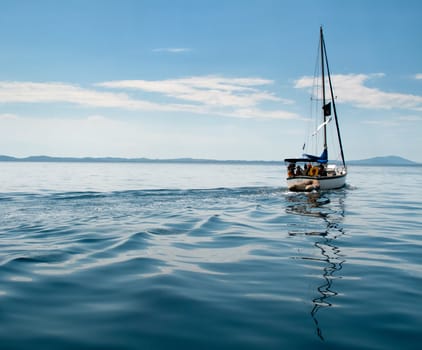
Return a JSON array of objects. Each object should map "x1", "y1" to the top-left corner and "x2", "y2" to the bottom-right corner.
[{"x1": 286, "y1": 191, "x2": 345, "y2": 341}]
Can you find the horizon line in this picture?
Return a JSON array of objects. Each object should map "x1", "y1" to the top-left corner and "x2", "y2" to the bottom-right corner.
[{"x1": 0, "y1": 154, "x2": 420, "y2": 165}]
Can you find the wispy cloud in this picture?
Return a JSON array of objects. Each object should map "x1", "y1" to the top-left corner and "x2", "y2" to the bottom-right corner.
[
  {"x1": 415, "y1": 73, "x2": 422, "y2": 80},
  {"x1": 98, "y1": 76, "x2": 290, "y2": 107},
  {"x1": 152, "y1": 48, "x2": 192, "y2": 53},
  {"x1": 0, "y1": 77, "x2": 300, "y2": 120},
  {"x1": 295, "y1": 73, "x2": 422, "y2": 111},
  {"x1": 361, "y1": 120, "x2": 399, "y2": 127},
  {"x1": 97, "y1": 75, "x2": 299, "y2": 119},
  {"x1": 0, "y1": 81, "x2": 163, "y2": 110},
  {"x1": 398, "y1": 115, "x2": 422, "y2": 122},
  {"x1": 361, "y1": 115, "x2": 422, "y2": 127}
]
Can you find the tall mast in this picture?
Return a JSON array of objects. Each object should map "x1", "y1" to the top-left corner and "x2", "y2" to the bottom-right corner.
[
  {"x1": 322, "y1": 30, "x2": 346, "y2": 168},
  {"x1": 320, "y1": 26, "x2": 327, "y2": 150}
]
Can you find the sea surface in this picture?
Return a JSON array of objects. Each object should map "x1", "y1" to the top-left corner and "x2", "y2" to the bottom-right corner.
[{"x1": 0, "y1": 162, "x2": 421, "y2": 349}]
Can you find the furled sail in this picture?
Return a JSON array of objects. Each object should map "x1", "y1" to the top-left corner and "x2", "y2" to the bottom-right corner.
[{"x1": 303, "y1": 148, "x2": 328, "y2": 164}]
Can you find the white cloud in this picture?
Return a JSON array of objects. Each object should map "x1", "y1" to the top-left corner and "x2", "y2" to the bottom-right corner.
[
  {"x1": 398, "y1": 115, "x2": 422, "y2": 122},
  {"x1": 295, "y1": 73, "x2": 422, "y2": 111},
  {"x1": 0, "y1": 77, "x2": 300, "y2": 120},
  {"x1": 0, "y1": 81, "x2": 164, "y2": 110},
  {"x1": 98, "y1": 75, "x2": 298, "y2": 119},
  {"x1": 361, "y1": 120, "x2": 399, "y2": 127},
  {"x1": 152, "y1": 48, "x2": 192, "y2": 53},
  {"x1": 361, "y1": 114, "x2": 422, "y2": 127},
  {"x1": 97, "y1": 76, "x2": 281, "y2": 107},
  {"x1": 415, "y1": 74, "x2": 422, "y2": 80},
  {"x1": 224, "y1": 107, "x2": 300, "y2": 120}
]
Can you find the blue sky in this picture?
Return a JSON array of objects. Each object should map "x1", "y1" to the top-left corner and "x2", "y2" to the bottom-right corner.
[{"x1": 0, "y1": 0, "x2": 421, "y2": 161}]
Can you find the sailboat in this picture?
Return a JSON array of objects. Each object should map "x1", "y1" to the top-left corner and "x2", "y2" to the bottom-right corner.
[{"x1": 285, "y1": 27, "x2": 347, "y2": 192}]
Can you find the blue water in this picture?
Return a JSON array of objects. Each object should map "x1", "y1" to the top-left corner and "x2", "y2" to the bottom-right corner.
[{"x1": 0, "y1": 163, "x2": 421, "y2": 349}]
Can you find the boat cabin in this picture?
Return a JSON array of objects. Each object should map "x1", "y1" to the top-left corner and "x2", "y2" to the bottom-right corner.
[{"x1": 284, "y1": 158, "x2": 335, "y2": 179}]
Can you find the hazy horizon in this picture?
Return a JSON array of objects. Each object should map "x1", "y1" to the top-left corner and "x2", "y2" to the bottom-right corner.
[{"x1": 0, "y1": 153, "x2": 419, "y2": 165}]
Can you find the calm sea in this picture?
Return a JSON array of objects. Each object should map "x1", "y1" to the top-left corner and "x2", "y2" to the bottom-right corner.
[{"x1": 0, "y1": 162, "x2": 421, "y2": 349}]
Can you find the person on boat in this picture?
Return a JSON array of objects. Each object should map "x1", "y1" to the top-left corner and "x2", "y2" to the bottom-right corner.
[
  {"x1": 287, "y1": 163, "x2": 295, "y2": 177},
  {"x1": 318, "y1": 164, "x2": 327, "y2": 177},
  {"x1": 295, "y1": 165, "x2": 303, "y2": 176},
  {"x1": 307, "y1": 163, "x2": 312, "y2": 174},
  {"x1": 304, "y1": 163, "x2": 310, "y2": 176}
]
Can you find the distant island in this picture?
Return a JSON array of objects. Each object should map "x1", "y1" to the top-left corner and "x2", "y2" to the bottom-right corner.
[
  {"x1": 346, "y1": 155, "x2": 420, "y2": 166},
  {"x1": 0, "y1": 155, "x2": 281, "y2": 165},
  {"x1": 0, "y1": 154, "x2": 420, "y2": 166}
]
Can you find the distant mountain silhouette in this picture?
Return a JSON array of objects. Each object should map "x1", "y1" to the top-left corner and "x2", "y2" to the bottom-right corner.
[
  {"x1": 347, "y1": 155, "x2": 419, "y2": 166},
  {"x1": 0, "y1": 154, "x2": 419, "y2": 166},
  {"x1": 0, "y1": 155, "x2": 16, "y2": 161},
  {"x1": 0, "y1": 155, "x2": 282, "y2": 165}
]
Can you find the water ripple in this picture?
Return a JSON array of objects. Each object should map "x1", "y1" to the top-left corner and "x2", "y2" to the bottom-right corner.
[{"x1": 1, "y1": 165, "x2": 422, "y2": 349}]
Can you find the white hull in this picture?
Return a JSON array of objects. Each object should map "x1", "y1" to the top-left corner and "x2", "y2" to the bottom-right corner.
[{"x1": 287, "y1": 173, "x2": 346, "y2": 191}]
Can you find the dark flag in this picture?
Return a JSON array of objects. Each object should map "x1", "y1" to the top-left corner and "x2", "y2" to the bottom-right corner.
[{"x1": 323, "y1": 102, "x2": 331, "y2": 116}]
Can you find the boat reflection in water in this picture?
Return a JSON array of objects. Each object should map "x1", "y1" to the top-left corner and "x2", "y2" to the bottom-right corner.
[{"x1": 286, "y1": 191, "x2": 345, "y2": 341}]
